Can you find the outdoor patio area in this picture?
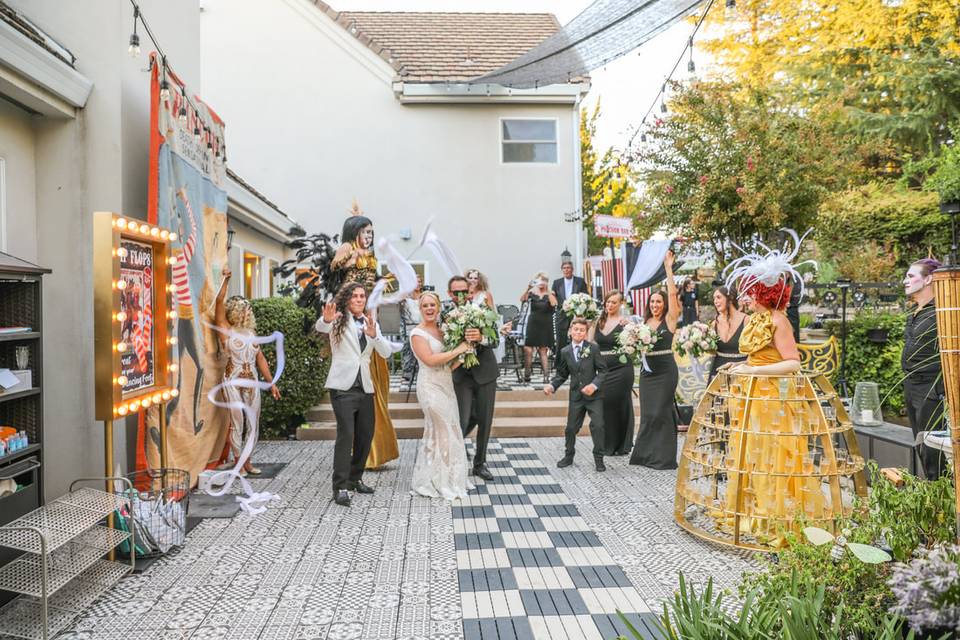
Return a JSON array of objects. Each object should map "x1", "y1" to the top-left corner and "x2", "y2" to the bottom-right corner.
[{"x1": 53, "y1": 437, "x2": 756, "y2": 640}]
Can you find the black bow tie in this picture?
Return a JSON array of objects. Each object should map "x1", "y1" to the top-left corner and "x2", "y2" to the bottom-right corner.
[{"x1": 354, "y1": 316, "x2": 365, "y2": 323}]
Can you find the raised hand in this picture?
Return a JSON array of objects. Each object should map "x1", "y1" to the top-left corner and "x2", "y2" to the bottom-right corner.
[
  {"x1": 363, "y1": 312, "x2": 377, "y2": 338},
  {"x1": 322, "y1": 301, "x2": 340, "y2": 324},
  {"x1": 222, "y1": 266, "x2": 232, "y2": 280},
  {"x1": 664, "y1": 249, "x2": 675, "y2": 269}
]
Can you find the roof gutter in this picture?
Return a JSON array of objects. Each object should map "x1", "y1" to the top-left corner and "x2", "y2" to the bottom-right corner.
[
  {"x1": 226, "y1": 174, "x2": 300, "y2": 244},
  {"x1": 395, "y1": 81, "x2": 590, "y2": 105},
  {"x1": 0, "y1": 18, "x2": 91, "y2": 117}
]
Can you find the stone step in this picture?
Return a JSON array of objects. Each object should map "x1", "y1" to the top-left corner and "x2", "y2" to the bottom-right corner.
[
  {"x1": 296, "y1": 416, "x2": 603, "y2": 441},
  {"x1": 305, "y1": 399, "x2": 605, "y2": 422},
  {"x1": 344, "y1": 388, "x2": 573, "y2": 404}
]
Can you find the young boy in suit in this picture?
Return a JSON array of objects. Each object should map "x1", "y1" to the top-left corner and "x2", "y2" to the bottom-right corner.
[{"x1": 544, "y1": 318, "x2": 607, "y2": 471}]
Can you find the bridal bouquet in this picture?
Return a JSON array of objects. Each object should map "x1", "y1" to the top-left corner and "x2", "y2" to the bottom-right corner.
[
  {"x1": 673, "y1": 321, "x2": 718, "y2": 359},
  {"x1": 615, "y1": 320, "x2": 655, "y2": 367},
  {"x1": 441, "y1": 301, "x2": 499, "y2": 369},
  {"x1": 562, "y1": 293, "x2": 599, "y2": 320}
]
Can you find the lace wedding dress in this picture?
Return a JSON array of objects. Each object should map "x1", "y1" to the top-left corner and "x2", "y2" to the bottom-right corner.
[{"x1": 409, "y1": 327, "x2": 474, "y2": 500}]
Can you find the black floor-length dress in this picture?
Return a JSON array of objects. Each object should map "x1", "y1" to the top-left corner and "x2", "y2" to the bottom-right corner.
[
  {"x1": 708, "y1": 316, "x2": 747, "y2": 381},
  {"x1": 524, "y1": 293, "x2": 555, "y2": 348},
  {"x1": 630, "y1": 321, "x2": 679, "y2": 469},
  {"x1": 596, "y1": 324, "x2": 635, "y2": 455}
]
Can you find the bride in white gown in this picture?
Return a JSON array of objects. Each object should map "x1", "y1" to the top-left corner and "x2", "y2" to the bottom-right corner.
[{"x1": 409, "y1": 292, "x2": 475, "y2": 500}]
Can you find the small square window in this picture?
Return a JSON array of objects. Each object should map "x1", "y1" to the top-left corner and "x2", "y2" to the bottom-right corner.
[{"x1": 501, "y1": 119, "x2": 557, "y2": 164}]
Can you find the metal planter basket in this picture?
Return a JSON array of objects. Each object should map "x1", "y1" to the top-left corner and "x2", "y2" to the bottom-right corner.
[{"x1": 116, "y1": 468, "x2": 189, "y2": 559}]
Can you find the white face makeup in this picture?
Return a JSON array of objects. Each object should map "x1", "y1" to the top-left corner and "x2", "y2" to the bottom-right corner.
[
  {"x1": 358, "y1": 225, "x2": 374, "y2": 249},
  {"x1": 903, "y1": 265, "x2": 929, "y2": 296}
]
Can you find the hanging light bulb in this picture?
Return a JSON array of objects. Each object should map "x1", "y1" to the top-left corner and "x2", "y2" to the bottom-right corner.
[
  {"x1": 688, "y1": 59, "x2": 696, "y2": 74},
  {"x1": 725, "y1": 0, "x2": 736, "y2": 7},
  {"x1": 160, "y1": 78, "x2": 170, "y2": 102},
  {"x1": 194, "y1": 125, "x2": 201, "y2": 143},
  {"x1": 128, "y1": 7, "x2": 141, "y2": 57},
  {"x1": 178, "y1": 103, "x2": 187, "y2": 124},
  {"x1": 641, "y1": 132, "x2": 647, "y2": 143},
  {"x1": 660, "y1": 101, "x2": 668, "y2": 113}
]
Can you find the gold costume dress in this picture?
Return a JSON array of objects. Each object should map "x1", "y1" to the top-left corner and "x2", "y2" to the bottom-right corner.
[
  {"x1": 675, "y1": 311, "x2": 866, "y2": 550},
  {"x1": 339, "y1": 250, "x2": 400, "y2": 469}
]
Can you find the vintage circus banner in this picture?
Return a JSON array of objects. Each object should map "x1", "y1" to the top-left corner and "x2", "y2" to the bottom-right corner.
[{"x1": 139, "y1": 54, "x2": 230, "y2": 486}]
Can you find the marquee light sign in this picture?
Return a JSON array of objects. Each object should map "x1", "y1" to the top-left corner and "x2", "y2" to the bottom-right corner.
[{"x1": 93, "y1": 212, "x2": 179, "y2": 421}]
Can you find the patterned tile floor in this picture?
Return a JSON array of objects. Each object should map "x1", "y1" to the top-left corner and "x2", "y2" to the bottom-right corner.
[{"x1": 45, "y1": 436, "x2": 757, "y2": 640}]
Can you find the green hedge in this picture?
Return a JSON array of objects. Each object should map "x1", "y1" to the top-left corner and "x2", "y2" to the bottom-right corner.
[
  {"x1": 251, "y1": 297, "x2": 327, "y2": 439},
  {"x1": 825, "y1": 311, "x2": 905, "y2": 413}
]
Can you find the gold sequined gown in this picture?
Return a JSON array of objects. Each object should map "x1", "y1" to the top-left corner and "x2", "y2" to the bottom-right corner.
[
  {"x1": 721, "y1": 311, "x2": 824, "y2": 545},
  {"x1": 341, "y1": 258, "x2": 399, "y2": 469}
]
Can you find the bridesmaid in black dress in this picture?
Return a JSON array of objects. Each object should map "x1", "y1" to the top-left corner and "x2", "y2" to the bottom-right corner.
[
  {"x1": 680, "y1": 278, "x2": 699, "y2": 327},
  {"x1": 708, "y1": 286, "x2": 748, "y2": 381},
  {"x1": 520, "y1": 272, "x2": 557, "y2": 383},
  {"x1": 630, "y1": 251, "x2": 680, "y2": 470},
  {"x1": 589, "y1": 290, "x2": 635, "y2": 456}
]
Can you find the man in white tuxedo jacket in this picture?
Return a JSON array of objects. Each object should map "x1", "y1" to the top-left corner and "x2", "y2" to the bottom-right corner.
[{"x1": 315, "y1": 283, "x2": 392, "y2": 507}]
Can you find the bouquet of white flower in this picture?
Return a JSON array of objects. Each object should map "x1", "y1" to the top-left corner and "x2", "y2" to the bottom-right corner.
[
  {"x1": 441, "y1": 301, "x2": 499, "y2": 368},
  {"x1": 615, "y1": 320, "x2": 656, "y2": 368},
  {"x1": 562, "y1": 293, "x2": 599, "y2": 320},
  {"x1": 673, "y1": 321, "x2": 718, "y2": 359}
]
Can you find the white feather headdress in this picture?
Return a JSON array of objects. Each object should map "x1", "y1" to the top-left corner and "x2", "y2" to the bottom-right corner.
[{"x1": 722, "y1": 228, "x2": 816, "y2": 302}]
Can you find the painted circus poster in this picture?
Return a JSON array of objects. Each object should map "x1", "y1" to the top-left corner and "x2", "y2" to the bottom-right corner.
[{"x1": 141, "y1": 54, "x2": 229, "y2": 485}]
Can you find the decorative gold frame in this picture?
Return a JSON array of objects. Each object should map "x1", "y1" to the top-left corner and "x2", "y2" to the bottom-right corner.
[{"x1": 93, "y1": 213, "x2": 180, "y2": 474}]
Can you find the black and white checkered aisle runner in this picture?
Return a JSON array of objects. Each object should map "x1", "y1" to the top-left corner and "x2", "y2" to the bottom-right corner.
[{"x1": 456, "y1": 440, "x2": 663, "y2": 640}]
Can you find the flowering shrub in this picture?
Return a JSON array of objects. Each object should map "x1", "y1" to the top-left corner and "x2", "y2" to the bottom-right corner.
[{"x1": 889, "y1": 544, "x2": 960, "y2": 633}]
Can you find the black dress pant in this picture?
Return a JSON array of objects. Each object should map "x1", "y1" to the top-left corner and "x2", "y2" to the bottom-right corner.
[
  {"x1": 456, "y1": 377, "x2": 496, "y2": 467},
  {"x1": 903, "y1": 376, "x2": 946, "y2": 480},
  {"x1": 330, "y1": 388, "x2": 375, "y2": 492},
  {"x1": 565, "y1": 396, "x2": 605, "y2": 457}
]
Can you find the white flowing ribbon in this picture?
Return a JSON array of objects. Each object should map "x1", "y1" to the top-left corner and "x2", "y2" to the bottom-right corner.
[
  {"x1": 413, "y1": 220, "x2": 462, "y2": 277},
  {"x1": 203, "y1": 324, "x2": 285, "y2": 515},
  {"x1": 640, "y1": 352, "x2": 652, "y2": 373},
  {"x1": 367, "y1": 238, "x2": 418, "y2": 310}
]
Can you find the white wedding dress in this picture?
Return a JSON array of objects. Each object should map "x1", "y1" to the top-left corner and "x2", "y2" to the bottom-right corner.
[{"x1": 409, "y1": 327, "x2": 474, "y2": 500}]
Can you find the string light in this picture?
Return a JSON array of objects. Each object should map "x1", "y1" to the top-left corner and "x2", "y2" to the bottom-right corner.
[
  {"x1": 687, "y1": 38, "x2": 696, "y2": 74},
  {"x1": 128, "y1": 6, "x2": 141, "y2": 57},
  {"x1": 178, "y1": 87, "x2": 187, "y2": 124}
]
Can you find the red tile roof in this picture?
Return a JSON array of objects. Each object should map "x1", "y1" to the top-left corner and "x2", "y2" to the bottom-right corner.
[{"x1": 308, "y1": 2, "x2": 561, "y2": 83}]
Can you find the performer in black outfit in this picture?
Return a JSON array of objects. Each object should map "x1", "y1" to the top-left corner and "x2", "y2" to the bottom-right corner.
[
  {"x1": 552, "y1": 260, "x2": 589, "y2": 352},
  {"x1": 901, "y1": 258, "x2": 946, "y2": 480},
  {"x1": 545, "y1": 318, "x2": 607, "y2": 472},
  {"x1": 708, "y1": 285, "x2": 748, "y2": 381},
  {"x1": 448, "y1": 275, "x2": 499, "y2": 481},
  {"x1": 521, "y1": 273, "x2": 557, "y2": 383},
  {"x1": 679, "y1": 278, "x2": 699, "y2": 327},
  {"x1": 589, "y1": 290, "x2": 635, "y2": 455},
  {"x1": 630, "y1": 251, "x2": 680, "y2": 470}
]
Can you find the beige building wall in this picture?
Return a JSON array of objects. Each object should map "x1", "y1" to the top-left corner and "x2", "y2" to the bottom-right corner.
[
  {"x1": 0, "y1": 99, "x2": 37, "y2": 262},
  {"x1": 200, "y1": 0, "x2": 581, "y2": 304}
]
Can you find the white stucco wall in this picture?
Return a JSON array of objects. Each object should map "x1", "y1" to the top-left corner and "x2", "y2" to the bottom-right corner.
[
  {"x1": 0, "y1": 99, "x2": 37, "y2": 261},
  {"x1": 200, "y1": 0, "x2": 581, "y2": 305},
  {"x1": 6, "y1": 0, "x2": 202, "y2": 499}
]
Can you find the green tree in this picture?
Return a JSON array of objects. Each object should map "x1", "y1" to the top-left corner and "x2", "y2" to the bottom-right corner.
[
  {"x1": 581, "y1": 100, "x2": 638, "y2": 254},
  {"x1": 636, "y1": 81, "x2": 858, "y2": 268}
]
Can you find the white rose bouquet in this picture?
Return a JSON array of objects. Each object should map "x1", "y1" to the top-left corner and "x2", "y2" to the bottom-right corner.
[
  {"x1": 562, "y1": 293, "x2": 599, "y2": 320},
  {"x1": 673, "y1": 321, "x2": 718, "y2": 359},
  {"x1": 615, "y1": 320, "x2": 655, "y2": 368},
  {"x1": 441, "y1": 301, "x2": 499, "y2": 369}
]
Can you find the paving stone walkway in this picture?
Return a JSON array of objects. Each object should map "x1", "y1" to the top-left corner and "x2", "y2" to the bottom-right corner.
[{"x1": 51, "y1": 437, "x2": 757, "y2": 640}]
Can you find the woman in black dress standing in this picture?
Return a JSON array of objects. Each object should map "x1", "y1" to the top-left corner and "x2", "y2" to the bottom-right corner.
[
  {"x1": 680, "y1": 278, "x2": 699, "y2": 327},
  {"x1": 520, "y1": 272, "x2": 556, "y2": 383},
  {"x1": 589, "y1": 290, "x2": 635, "y2": 456},
  {"x1": 630, "y1": 251, "x2": 680, "y2": 470},
  {"x1": 708, "y1": 286, "x2": 748, "y2": 381}
]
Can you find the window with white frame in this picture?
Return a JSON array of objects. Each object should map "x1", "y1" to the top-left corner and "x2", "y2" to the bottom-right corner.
[{"x1": 501, "y1": 119, "x2": 558, "y2": 163}]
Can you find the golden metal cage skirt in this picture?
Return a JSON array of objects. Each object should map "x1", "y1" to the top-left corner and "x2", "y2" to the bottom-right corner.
[{"x1": 674, "y1": 372, "x2": 868, "y2": 551}]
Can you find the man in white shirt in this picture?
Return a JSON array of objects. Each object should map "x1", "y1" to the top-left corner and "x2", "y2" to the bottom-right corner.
[
  {"x1": 315, "y1": 283, "x2": 393, "y2": 507},
  {"x1": 551, "y1": 261, "x2": 589, "y2": 352}
]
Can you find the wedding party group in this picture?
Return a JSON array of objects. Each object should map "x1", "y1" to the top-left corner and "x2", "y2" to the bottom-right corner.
[{"x1": 209, "y1": 208, "x2": 946, "y2": 516}]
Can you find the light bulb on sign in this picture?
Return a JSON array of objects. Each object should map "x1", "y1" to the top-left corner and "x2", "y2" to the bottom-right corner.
[
  {"x1": 116, "y1": 280, "x2": 127, "y2": 290},
  {"x1": 160, "y1": 230, "x2": 169, "y2": 240},
  {"x1": 153, "y1": 393, "x2": 162, "y2": 404},
  {"x1": 151, "y1": 227, "x2": 160, "y2": 237},
  {"x1": 141, "y1": 396, "x2": 152, "y2": 407},
  {"x1": 117, "y1": 405, "x2": 129, "y2": 416},
  {"x1": 169, "y1": 363, "x2": 179, "y2": 372},
  {"x1": 116, "y1": 375, "x2": 128, "y2": 386},
  {"x1": 129, "y1": 400, "x2": 140, "y2": 411},
  {"x1": 170, "y1": 389, "x2": 179, "y2": 398},
  {"x1": 115, "y1": 311, "x2": 127, "y2": 322},
  {"x1": 116, "y1": 248, "x2": 128, "y2": 259},
  {"x1": 161, "y1": 391, "x2": 171, "y2": 400},
  {"x1": 168, "y1": 310, "x2": 178, "y2": 320},
  {"x1": 116, "y1": 342, "x2": 128, "y2": 352},
  {"x1": 116, "y1": 218, "x2": 126, "y2": 228},
  {"x1": 127, "y1": 221, "x2": 138, "y2": 231},
  {"x1": 139, "y1": 224, "x2": 150, "y2": 234},
  {"x1": 169, "y1": 336, "x2": 178, "y2": 346},
  {"x1": 169, "y1": 233, "x2": 178, "y2": 242}
]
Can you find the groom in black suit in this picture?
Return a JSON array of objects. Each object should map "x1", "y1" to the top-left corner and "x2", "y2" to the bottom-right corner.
[
  {"x1": 448, "y1": 275, "x2": 498, "y2": 481},
  {"x1": 544, "y1": 318, "x2": 607, "y2": 472},
  {"x1": 552, "y1": 260, "x2": 589, "y2": 352}
]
